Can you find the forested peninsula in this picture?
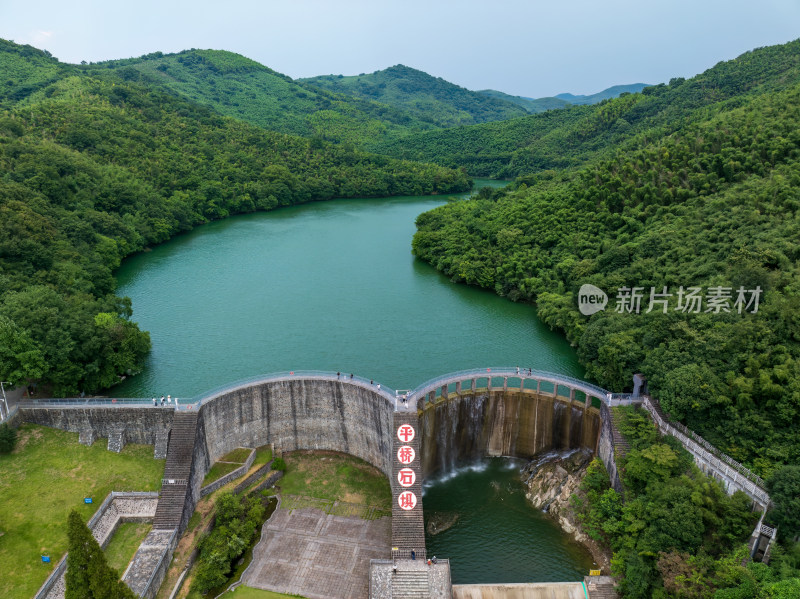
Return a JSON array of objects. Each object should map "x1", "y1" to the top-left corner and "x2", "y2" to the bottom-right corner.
[{"x1": 0, "y1": 40, "x2": 470, "y2": 396}]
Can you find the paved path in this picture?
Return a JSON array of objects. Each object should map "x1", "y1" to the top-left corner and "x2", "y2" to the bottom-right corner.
[{"x1": 244, "y1": 503, "x2": 391, "y2": 599}]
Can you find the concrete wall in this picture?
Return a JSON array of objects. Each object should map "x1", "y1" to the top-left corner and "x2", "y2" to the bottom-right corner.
[
  {"x1": 453, "y1": 583, "x2": 585, "y2": 599},
  {"x1": 21, "y1": 406, "x2": 173, "y2": 449},
  {"x1": 197, "y1": 378, "x2": 394, "y2": 477},
  {"x1": 419, "y1": 390, "x2": 601, "y2": 478},
  {"x1": 597, "y1": 403, "x2": 624, "y2": 494}
]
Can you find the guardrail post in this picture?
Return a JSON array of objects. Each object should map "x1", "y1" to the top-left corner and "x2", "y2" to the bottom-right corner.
[
  {"x1": 487, "y1": 377, "x2": 492, "y2": 391},
  {"x1": 503, "y1": 376, "x2": 508, "y2": 391},
  {"x1": 441, "y1": 385, "x2": 448, "y2": 399},
  {"x1": 471, "y1": 378, "x2": 476, "y2": 392},
  {"x1": 455, "y1": 381, "x2": 461, "y2": 394}
]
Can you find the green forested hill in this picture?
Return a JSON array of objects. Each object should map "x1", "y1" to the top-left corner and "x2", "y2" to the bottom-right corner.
[
  {"x1": 0, "y1": 43, "x2": 470, "y2": 395},
  {"x1": 553, "y1": 83, "x2": 650, "y2": 105},
  {"x1": 476, "y1": 89, "x2": 572, "y2": 113},
  {"x1": 84, "y1": 49, "x2": 439, "y2": 146},
  {"x1": 477, "y1": 83, "x2": 650, "y2": 114},
  {"x1": 301, "y1": 64, "x2": 530, "y2": 127},
  {"x1": 413, "y1": 64, "x2": 800, "y2": 478},
  {"x1": 375, "y1": 41, "x2": 800, "y2": 177},
  {"x1": 0, "y1": 39, "x2": 76, "y2": 107}
]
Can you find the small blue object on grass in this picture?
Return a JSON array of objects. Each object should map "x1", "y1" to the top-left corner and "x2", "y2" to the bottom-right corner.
[
  {"x1": 84, "y1": 497, "x2": 92, "y2": 504},
  {"x1": 41, "y1": 556, "x2": 50, "y2": 563}
]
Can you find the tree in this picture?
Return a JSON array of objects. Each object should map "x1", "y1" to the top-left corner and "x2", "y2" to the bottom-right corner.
[
  {"x1": 0, "y1": 423, "x2": 17, "y2": 454},
  {"x1": 65, "y1": 510, "x2": 136, "y2": 599},
  {"x1": 767, "y1": 466, "x2": 800, "y2": 541}
]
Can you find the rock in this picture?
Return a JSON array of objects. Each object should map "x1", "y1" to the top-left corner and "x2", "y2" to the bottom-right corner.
[
  {"x1": 521, "y1": 448, "x2": 611, "y2": 570},
  {"x1": 425, "y1": 511, "x2": 459, "y2": 536}
]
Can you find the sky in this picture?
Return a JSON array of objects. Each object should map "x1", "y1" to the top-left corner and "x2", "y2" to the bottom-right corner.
[{"x1": 1, "y1": 0, "x2": 798, "y2": 98}]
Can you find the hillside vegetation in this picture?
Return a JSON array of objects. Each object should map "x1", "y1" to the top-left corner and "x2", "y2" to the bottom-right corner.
[
  {"x1": 376, "y1": 41, "x2": 800, "y2": 177},
  {"x1": 301, "y1": 64, "x2": 529, "y2": 127},
  {"x1": 84, "y1": 49, "x2": 439, "y2": 147},
  {"x1": 0, "y1": 41, "x2": 470, "y2": 396},
  {"x1": 477, "y1": 83, "x2": 649, "y2": 114},
  {"x1": 413, "y1": 40, "x2": 800, "y2": 478}
]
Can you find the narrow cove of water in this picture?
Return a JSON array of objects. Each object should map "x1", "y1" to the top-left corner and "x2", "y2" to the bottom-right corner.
[
  {"x1": 113, "y1": 180, "x2": 583, "y2": 397},
  {"x1": 423, "y1": 458, "x2": 595, "y2": 583}
]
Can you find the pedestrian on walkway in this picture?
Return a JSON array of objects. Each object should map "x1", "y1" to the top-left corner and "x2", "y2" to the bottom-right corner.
[
  {"x1": 152, "y1": 397, "x2": 157, "y2": 406},
  {"x1": 337, "y1": 372, "x2": 341, "y2": 379},
  {"x1": 167, "y1": 395, "x2": 171, "y2": 405},
  {"x1": 161, "y1": 395, "x2": 165, "y2": 406}
]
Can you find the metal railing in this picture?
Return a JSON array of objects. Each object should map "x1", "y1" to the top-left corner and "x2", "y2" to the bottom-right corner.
[
  {"x1": 190, "y1": 370, "x2": 397, "y2": 406},
  {"x1": 642, "y1": 396, "x2": 769, "y2": 505},
  {"x1": 407, "y1": 367, "x2": 611, "y2": 404}
]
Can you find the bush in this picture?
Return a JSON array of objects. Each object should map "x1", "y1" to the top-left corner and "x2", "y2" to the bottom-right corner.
[
  {"x1": 272, "y1": 457, "x2": 286, "y2": 472},
  {"x1": 0, "y1": 423, "x2": 17, "y2": 453}
]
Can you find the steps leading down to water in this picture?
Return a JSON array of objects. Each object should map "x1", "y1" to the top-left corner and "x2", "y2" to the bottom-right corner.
[{"x1": 153, "y1": 411, "x2": 198, "y2": 529}]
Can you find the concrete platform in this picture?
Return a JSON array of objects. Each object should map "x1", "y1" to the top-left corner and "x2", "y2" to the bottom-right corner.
[
  {"x1": 453, "y1": 582, "x2": 585, "y2": 599},
  {"x1": 243, "y1": 503, "x2": 391, "y2": 599}
]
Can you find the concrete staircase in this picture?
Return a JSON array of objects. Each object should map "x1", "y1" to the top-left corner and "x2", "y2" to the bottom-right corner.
[
  {"x1": 392, "y1": 570, "x2": 430, "y2": 599},
  {"x1": 391, "y1": 410, "x2": 426, "y2": 561},
  {"x1": 153, "y1": 411, "x2": 198, "y2": 529},
  {"x1": 585, "y1": 576, "x2": 619, "y2": 599}
]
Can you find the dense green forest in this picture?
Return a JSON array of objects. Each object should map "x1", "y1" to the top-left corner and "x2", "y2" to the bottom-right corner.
[
  {"x1": 574, "y1": 408, "x2": 800, "y2": 598},
  {"x1": 301, "y1": 64, "x2": 530, "y2": 127},
  {"x1": 82, "y1": 49, "x2": 441, "y2": 147},
  {"x1": 412, "y1": 41, "x2": 800, "y2": 479},
  {"x1": 375, "y1": 41, "x2": 800, "y2": 178},
  {"x1": 477, "y1": 83, "x2": 649, "y2": 114},
  {"x1": 0, "y1": 40, "x2": 470, "y2": 395}
]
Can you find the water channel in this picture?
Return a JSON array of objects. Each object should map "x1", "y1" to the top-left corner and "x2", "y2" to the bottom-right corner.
[{"x1": 113, "y1": 180, "x2": 594, "y2": 582}]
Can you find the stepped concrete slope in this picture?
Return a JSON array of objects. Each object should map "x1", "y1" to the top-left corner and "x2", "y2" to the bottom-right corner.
[
  {"x1": 392, "y1": 408, "x2": 426, "y2": 561},
  {"x1": 153, "y1": 411, "x2": 198, "y2": 529}
]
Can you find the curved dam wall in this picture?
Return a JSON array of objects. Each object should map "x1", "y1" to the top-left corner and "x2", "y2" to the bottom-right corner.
[
  {"x1": 419, "y1": 389, "x2": 601, "y2": 477},
  {"x1": 197, "y1": 377, "x2": 395, "y2": 478}
]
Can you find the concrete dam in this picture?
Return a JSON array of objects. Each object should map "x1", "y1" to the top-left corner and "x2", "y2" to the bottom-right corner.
[{"x1": 17, "y1": 368, "x2": 771, "y2": 599}]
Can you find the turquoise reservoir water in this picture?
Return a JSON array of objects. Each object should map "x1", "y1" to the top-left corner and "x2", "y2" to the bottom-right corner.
[
  {"x1": 114, "y1": 181, "x2": 582, "y2": 397},
  {"x1": 113, "y1": 181, "x2": 594, "y2": 582}
]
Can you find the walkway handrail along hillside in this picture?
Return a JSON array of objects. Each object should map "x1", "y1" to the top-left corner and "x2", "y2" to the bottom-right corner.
[{"x1": 643, "y1": 396, "x2": 770, "y2": 506}]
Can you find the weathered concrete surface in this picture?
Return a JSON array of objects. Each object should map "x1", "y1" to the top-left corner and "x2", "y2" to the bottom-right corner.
[
  {"x1": 370, "y1": 559, "x2": 452, "y2": 599},
  {"x1": 419, "y1": 390, "x2": 601, "y2": 478},
  {"x1": 243, "y1": 504, "x2": 391, "y2": 599},
  {"x1": 199, "y1": 378, "x2": 394, "y2": 476},
  {"x1": 21, "y1": 406, "x2": 173, "y2": 456},
  {"x1": 453, "y1": 583, "x2": 585, "y2": 599},
  {"x1": 122, "y1": 528, "x2": 177, "y2": 599},
  {"x1": 597, "y1": 403, "x2": 624, "y2": 494}
]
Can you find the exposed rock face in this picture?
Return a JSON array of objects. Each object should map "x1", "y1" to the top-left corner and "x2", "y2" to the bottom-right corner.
[
  {"x1": 425, "y1": 511, "x2": 460, "y2": 536},
  {"x1": 522, "y1": 448, "x2": 611, "y2": 570}
]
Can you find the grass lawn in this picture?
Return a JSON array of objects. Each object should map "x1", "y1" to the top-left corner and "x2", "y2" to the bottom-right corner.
[
  {"x1": 0, "y1": 424, "x2": 164, "y2": 599},
  {"x1": 227, "y1": 587, "x2": 307, "y2": 598},
  {"x1": 251, "y1": 445, "x2": 272, "y2": 467},
  {"x1": 278, "y1": 451, "x2": 390, "y2": 509},
  {"x1": 104, "y1": 521, "x2": 152, "y2": 573},
  {"x1": 202, "y1": 461, "x2": 241, "y2": 485},
  {"x1": 219, "y1": 448, "x2": 252, "y2": 463}
]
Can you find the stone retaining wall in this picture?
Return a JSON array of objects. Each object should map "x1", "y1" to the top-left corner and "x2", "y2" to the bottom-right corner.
[
  {"x1": 234, "y1": 459, "x2": 274, "y2": 494},
  {"x1": 34, "y1": 492, "x2": 159, "y2": 599},
  {"x1": 21, "y1": 406, "x2": 174, "y2": 458},
  {"x1": 198, "y1": 448, "x2": 257, "y2": 498}
]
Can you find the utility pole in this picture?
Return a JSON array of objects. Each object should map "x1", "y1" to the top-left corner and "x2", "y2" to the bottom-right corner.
[{"x1": 0, "y1": 382, "x2": 8, "y2": 421}]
